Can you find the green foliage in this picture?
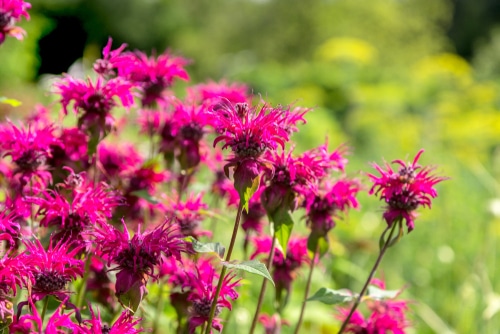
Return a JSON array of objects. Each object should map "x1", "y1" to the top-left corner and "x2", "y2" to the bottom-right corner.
[{"x1": 222, "y1": 260, "x2": 275, "y2": 286}]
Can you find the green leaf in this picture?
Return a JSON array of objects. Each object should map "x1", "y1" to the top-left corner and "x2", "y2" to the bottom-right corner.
[
  {"x1": 117, "y1": 279, "x2": 148, "y2": 313},
  {"x1": 366, "y1": 285, "x2": 400, "y2": 300},
  {"x1": 271, "y1": 206, "x2": 294, "y2": 255},
  {"x1": 240, "y1": 173, "x2": 260, "y2": 213},
  {"x1": 307, "y1": 287, "x2": 355, "y2": 305},
  {"x1": 0, "y1": 97, "x2": 22, "y2": 107},
  {"x1": 222, "y1": 260, "x2": 275, "y2": 286},
  {"x1": 307, "y1": 233, "x2": 330, "y2": 259},
  {"x1": 130, "y1": 190, "x2": 159, "y2": 204},
  {"x1": 187, "y1": 237, "x2": 225, "y2": 258}
]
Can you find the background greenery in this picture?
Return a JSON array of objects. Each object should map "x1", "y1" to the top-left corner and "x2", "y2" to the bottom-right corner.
[{"x1": 2, "y1": 0, "x2": 500, "y2": 333}]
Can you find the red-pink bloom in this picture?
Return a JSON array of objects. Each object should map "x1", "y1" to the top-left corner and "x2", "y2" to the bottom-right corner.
[
  {"x1": 20, "y1": 238, "x2": 84, "y2": 304},
  {"x1": 187, "y1": 260, "x2": 240, "y2": 333},
  {"x1": 368, "y1": 150, "x2": 447, "y2": 232},
  {"x1": 166, "y1": 193, "x2": 209, "y2": 238},
  {"x1": 187, "y1": 80, "x2": 250, "y2": 105},
  {"x1": 90, "y1": 219, "x2": 190, "y2": 305},
  {"x1": 337, "y1": 280, "x2": 411, "y2": 333},
  {"x1": 117, "y1": 50, "x2": 190, "y2": 107},
  {"x1": 93, "y1": 37, "x2": 129, "y2": 78},
  {"x1": 81, "y1": 306, "x2": 143, "y2": 334},
  {"x1": 0, "y1": 0, "x2": 31, "y2": 44},
  {"x1": 251, "y1": 236, "x2": 309, "y2": 296},
  {"x1": 304, "y1": 178, "x2": 361, "y2": 236},
  {"x1": 210, "y1": 98, "x2": 307, "y2": 200},
  {"x1": 98, "y1": 142, "x2": 142, "y2": 180},
  {"x1": 258, "y1": 313, "x2": 289, "y2": 334},
  {"x1": 28, "y1": 171, "x2": 123, "y2": 243},
  {"x1": 1, "y1": 121, "x2": 58, "y2": 189},
  {"x1": 55, "y1": 75, "x2": 135, "y2": 133}
]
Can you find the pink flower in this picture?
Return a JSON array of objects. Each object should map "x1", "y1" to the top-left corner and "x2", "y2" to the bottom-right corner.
[
  {"x1": 258, "y1": 313, "x2": 289, "y2": 334},
  {"x1": 117, "y1": 50, "x2": 190, "y2": 107},
  {"x1": 0, "y1": 0, "x2": 31, "y2": 44},
  {"x1": 0, "y1": 121, "x2": 58, "y2": 189},
  {"x1": 81, "y1": 306, "x2": 143, "y2": 334},
  {"x1": 20, "y1": 238, "x2": 84, "y2": 304},
  {"x1": 187, "y1": 260, "x2": 240, "y2": 333},
  {"x1": 337, "y1": 280, "x2": 411, "y2": 333},
  {"x1": 304, "y1": 178, "x2": 361, "y2": 236},
  {"x1": 90, "y1": 220, "x2": 190, "y2": 307},
  {"x1": 368, "y1": 150, "x2": 447, "y2": 232},
  {"x1": 251, "y1": 236, "x2": 309, "y2": 295},
  {"x1": 55, "y1": 75, "x2": 135, "y2": 134},
  {"x1": 93, "y1": 37, "x2": 129, "y2": 78},
  {"x1": 166, "y1": 193, "x2": 209, "y2": 238},
  {"x1": 28, "y1": 170, "x2": 123, "y2": 243},
  {"x1": 187, "y1": 80, "x2": 250, "y2": 105}
]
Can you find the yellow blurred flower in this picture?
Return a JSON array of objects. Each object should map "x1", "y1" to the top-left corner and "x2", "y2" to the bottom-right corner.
[{"x1": 315, "y1": 37, "x2": 377, "y2": 65}]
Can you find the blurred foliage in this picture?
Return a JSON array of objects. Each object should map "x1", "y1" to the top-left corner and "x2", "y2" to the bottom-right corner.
[{"x1": 4, "y1": 0, "x2": 500, "y2": 333}]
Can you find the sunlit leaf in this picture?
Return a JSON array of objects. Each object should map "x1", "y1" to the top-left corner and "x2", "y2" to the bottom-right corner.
[
  {"x1": 366, "y1": 285, "x2": 400, "y2": 300},
  {"x1": 223, "y1": 260, "x2": 275, "y2": 286},
  {"x1": 307, "y1": 287, "x2": 355, "y2": 305},
  {"x1": 0, "y1": 97, "x2": 22, "y2": 107},
  {"x1": 186, "y1": 236, "x2": 225, "y2": 258},
  {"x1": 271, "y1": 206, "x2": 294, "y2": 255}
]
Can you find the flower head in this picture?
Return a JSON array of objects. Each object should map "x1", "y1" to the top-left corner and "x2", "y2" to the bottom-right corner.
[
  {"x1": 118, "y1": 50, "x2": 190, "y2": 107},
  {"x1": 187, "y1": 260, "x2": 240, "y2": 333},
  {"x1": 0, "y1": 0, "x2": 31, "y2": 44},
  {"x1": 20, "y1": 238, "x2": 84, "y2": 303},
  {"x1": 81, "y1": 306, "x2": 143, "y2": 334},
  {"x1": 93, "y1": 37, "x2": 129, "y2": 78},
  {"x1": 55, "y1": 75, "x2": 135, "y2": 134},
  {"x1": 166, "y1": 193, "x2": 209, "y2": 238},
  {"x1": 187, "y1": 80, "x2": 250, "y2": 105},
  {"x1": 368, "y1": 149, "x2": 447, "y2": 232},
  {"x1": 90, "y1": 219, "x2": 190, "y2": 308},
  {"x1": 337, "y1": 280, "x2": 411, "y2": 333}
]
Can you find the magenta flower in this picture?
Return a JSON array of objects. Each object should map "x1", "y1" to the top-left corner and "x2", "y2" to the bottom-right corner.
[
  {"x1": 28, "y1": 170, "x2": 123, "y2": 243},
  {"x1": 0, "y1": 0, "x2": 31, "y2": 44},
  {"x1": 90, "y1": 219, "x2": 190, "y2": 309},
  {"x1": 187, "y1": 260, "x2": 240, "y2": 333},
  {"x1": 48, "y1": 127, "x2": 89, "y2": 170},
  {"x1": 117, "y1": 50, "x2": 190, "y2": 107},
  {"x1": 93, "y1": 37, "x2": 129, "y2": 78},
  {"x1": 81, "y1": 306, "x2": 143, "y2": 334},
  {"x1": 210, "y1": 98, "x2": 307, "y2": 202},
  {"x1": 55, "y1": 75, "x2": 135, "y2": 134},
  {"x1": 258, "y1": 313, "x2": 289, "y2": 334},
  {"x1": 20, "y1": 238, "x2": 84, "y2": 303},
  {"x1": 166, "y1": 193, "x2": 209, "y2": 238},
  {"x1": 0, "y1": 251, "x2": 28, "y2": 327},
  {"x1": 251, "y1": 236, "x2": 309, "y2": 301},
  {"x1": 187, "y1": 80, "x2": 250, "y2": 105},
  {"x1": 337, "y1": 280, "x2": 411, "y2": 333},
  {"x1": 1, "y1": 121, "x2": 58, "y2": 189},
  {"x1": 98, "y1": 142, "x2": 142, "y2": 181},
  {"x1": 304, "y1": 178, "x2": 361, "y2": 236},
  {"x1": 368, "y1": 149, "x2": 447, "y2": 232}
]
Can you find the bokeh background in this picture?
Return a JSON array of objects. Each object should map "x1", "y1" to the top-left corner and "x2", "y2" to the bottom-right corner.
[{"x1": 3, "y1": 0, "x2": 500, "y2": 333}]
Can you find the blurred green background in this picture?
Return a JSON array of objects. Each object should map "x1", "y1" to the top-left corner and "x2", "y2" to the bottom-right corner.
[{"x1": 3, "y1": 0, "x2": 500, "y2": 333}]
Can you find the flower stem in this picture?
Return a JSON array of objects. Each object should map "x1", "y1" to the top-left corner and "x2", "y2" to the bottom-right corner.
[
  {"x1": 293, "y1": 243, "x2": 318, "y2": 334},
  {"x1": 337, "y1": 222, "x2": 398, "y2": 334},
  {"x1": 204, "y1": 201, "x2": 244, "y2": 334},
  {"x1": 41, "y1": 296, "x2": 50, "y2": 324},
  {"x1": 76, "y1": 254, "x2": 92, "y2": 309},
  {"x1": 248, "y1": 233, "x2": 277, "y2": 334}
]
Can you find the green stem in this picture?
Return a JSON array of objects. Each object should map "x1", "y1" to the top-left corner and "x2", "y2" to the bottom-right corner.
[
  {"x1": 337, "y1": 222, "x2": 398, "y2": 334},
  {"x1": 41, "y1": 296, "x2": 50, "y2": 325},
  {"x1": 76, "y1": 255, "x2": 92, "y2": 309},
  {"x1": 204, "y1": 201, "x2": 244, "y2": 334},
  {"x1": 293, "y1": 243, "x2": 318, "y2": 334},
  {"x1": 152, "y1": 283, "x2": 166, "y2": 334},
  {"x1": 248, "y1": 233, "x2": 277, "y2": 334}
]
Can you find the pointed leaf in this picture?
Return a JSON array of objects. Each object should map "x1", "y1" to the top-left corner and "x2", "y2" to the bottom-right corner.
[
  {"x1": 0, "y1": 97, "x2": 22, "y2": 107},
  {"x1": 222, "y1": 260, "x2": 274, "y2": 286},
  {"x1": 187, "y1": 237, "x2": 225, "y2": 259},
  {"x1": 307, "y1": 287, "x2": 355, "y2": 305},
  {"x1": 367, "y1": 285, "x2": 400, "y2": 300},
  {"x1": 130, "y1": 190, "x2": 159, "y2": 204},
  {"x1": 238, "y1": 173, "x2": 260, "y2": 213},
  {"x1": 271, "y1": 206, "x2": 294, "y2": 255}
]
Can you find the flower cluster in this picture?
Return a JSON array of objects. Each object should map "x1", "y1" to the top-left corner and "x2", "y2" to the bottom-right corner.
[{"x1": 0, "y1": 0, "x2": 31, "y2": 44}]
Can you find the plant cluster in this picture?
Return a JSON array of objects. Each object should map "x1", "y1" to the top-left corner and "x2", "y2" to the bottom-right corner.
[{"x1": 0, "y1": 2, "x2": 447, "y2": 333}]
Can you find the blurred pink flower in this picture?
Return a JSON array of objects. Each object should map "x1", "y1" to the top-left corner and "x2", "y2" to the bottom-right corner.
[{"x1": 0, "y1": 0, "x2": 31, "y2": 44}]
